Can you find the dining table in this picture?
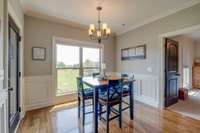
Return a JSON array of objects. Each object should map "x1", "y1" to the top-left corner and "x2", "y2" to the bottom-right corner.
[{"x1": 82, "y1": 76, "x2": 135, "y2": 133}]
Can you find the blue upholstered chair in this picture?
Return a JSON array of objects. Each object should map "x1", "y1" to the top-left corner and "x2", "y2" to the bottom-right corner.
[
  {"x1": 92, "y1": 72, "x2": 100, "y2": 77},
  {"x1": 121, "y1": 73, "x2": 134, "y2": 112},
  {"x1": 77, "y1": 77, "x2": 94, "y2": 125},
  {"x1": 98, "y1": 79, "x2": 123, "y2": 133}
]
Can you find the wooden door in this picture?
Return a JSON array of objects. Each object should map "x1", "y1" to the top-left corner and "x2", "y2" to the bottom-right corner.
[{"x1": 165, "y1": 38, "x2": 179, "y2": 107}]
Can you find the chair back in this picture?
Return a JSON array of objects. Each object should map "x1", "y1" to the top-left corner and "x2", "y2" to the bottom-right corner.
[
  {"x1": 121, "y1": 73, "x2": 134, "y2": 79},
  {"x1": 92, "y1": 73, "x2": 100, "y2": 77},
  {"x1": 106, "y1": 79, "x2": 123, "y2": 101},
  {"x1": 121, "y1": 73, "x2": 129, "y2": 78}
]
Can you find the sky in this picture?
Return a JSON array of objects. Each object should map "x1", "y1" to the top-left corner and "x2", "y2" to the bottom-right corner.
[{"x1": 56, "y1": 44, "x2": 100, "y2": 65}]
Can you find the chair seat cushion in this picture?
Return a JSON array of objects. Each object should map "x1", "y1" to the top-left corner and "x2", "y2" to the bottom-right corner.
[
  {"x1": 123, "y1": 85, "x2": 130, "y2": 94},
  {"x1": 83, "y1": 88, "x2": 94, "y2": 97},
  {"x1": 99, "y1": 92, "x2": 120, "y2": 101}
]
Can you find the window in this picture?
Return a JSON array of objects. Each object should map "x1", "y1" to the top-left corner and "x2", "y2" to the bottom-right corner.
[
  {"x1": 56, "y1": 45, "x2": 80, "y2": 95},
  {"x1": 56, "y1": 43, "x2": 101, "y2": 96},
  {"x1": 183, "y1": 67, "x2": 189, "y2": 89},
  {"x1": 83, "y1": 47, "x2": 100, "y2": 76}
]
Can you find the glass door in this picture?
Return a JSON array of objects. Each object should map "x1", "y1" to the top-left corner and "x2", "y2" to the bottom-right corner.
[
  {"x1": 54, "y1": 40, "x2": 102, "y2": 103},
  {"x1": 82, "y1": 47, "x2": 101, "y2": 76},
  {"x1": 8, "y1": 17, "x2": 20, "y2": 133},
  {"x1": 56, "y1": 44, "x2": 80, "y2": 96}
]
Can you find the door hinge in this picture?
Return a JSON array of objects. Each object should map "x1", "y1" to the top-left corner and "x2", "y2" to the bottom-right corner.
[
  {"x1": 19, "y1": 72, "x2": 21, "y2": 77},
  {"x1": 18, "y1": 36, "x2": 22, "y2": 42},
  {"x1": 19, "y1": 107, "x2": 21, "y2": 112}
]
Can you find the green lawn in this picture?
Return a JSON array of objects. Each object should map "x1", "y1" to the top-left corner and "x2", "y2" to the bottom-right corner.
[
  {"x1": 57, "y1": 69, "x2": 79, "y2": 95},
  {"x1": 56, "y1": 69, "x2": 100, "y2": 96}
]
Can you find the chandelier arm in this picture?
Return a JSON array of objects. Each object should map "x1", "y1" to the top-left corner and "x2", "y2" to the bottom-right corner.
[
  {"x1": 89, "y1": 6, "x2": 110, "y2": 44},
  {"x1": 90, "y1": 34, "x2": 97, "y2": 40}
]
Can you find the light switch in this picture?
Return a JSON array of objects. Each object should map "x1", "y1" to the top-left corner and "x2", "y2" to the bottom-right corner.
[{"x1": 147, "y1": 67, "x2": 152, "y2": 73}]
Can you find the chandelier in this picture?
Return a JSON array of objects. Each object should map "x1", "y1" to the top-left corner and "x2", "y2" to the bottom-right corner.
[{"x1": 88, "y1": 6, "x2": 111, "y2": 43}]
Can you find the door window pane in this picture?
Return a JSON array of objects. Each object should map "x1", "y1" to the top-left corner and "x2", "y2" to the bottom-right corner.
[
  {"x1": 56, "y1": 44, "x2": 101, "y2": 96},
  {"x1": 9, "y1": 28, "x2": 17, "y2": 119},
  {"x1": 57, "y1": 69, "x2": 79, "y2": 95},
  {"x1": 57, "y1": 44, "x2": 80, "y2": 68},
  {"x1": 83, "y1": 47, "x2": 100, "y2": 67},
  {"x1": 56, "y1": 44, "x2": 80, "y2": 96}
]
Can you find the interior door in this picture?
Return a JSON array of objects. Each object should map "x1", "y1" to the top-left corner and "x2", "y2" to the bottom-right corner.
[
  {"x1": 165, "y1": 38, "x2": 179, "y2": 107},
  {"x1": 8, "y1": 16, "x2": 20, "y2": 133}
]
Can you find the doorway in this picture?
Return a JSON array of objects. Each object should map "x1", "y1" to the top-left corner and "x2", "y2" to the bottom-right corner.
[
  {"x1": 162, "y1": 28, "x2": 200, "y2": 121},
  {"x1": 8, "y1": 16, "x2": 21, "y2": 133},
  {"x1": 165, "y1": 38, "x2": 180, "y2": 107}
]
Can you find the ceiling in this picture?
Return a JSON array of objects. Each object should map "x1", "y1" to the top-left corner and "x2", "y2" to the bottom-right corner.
[{"x1": 20, "y1": 0, "x2": 200, "y2": 35}]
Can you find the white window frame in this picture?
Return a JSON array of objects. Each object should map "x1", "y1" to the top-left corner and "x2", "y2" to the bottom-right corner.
[
  {"x1": 183, "y1": 66, "x2": 190, "y2": 89},
  {"x1": 52, "y1": 36, "x2": 104, "y2": 104}
]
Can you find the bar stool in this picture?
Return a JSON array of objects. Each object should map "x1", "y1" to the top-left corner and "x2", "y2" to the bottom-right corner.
[
  {"x1": 77, "y1": 77, "x2": 94, "y2": 125},
  {"x1": 98, "y1": 79, "x2": 123, "y2": 133}
]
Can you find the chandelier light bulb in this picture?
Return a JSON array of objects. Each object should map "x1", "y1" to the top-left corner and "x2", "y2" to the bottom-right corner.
[
  {"x1": 106, "y1": 28, "x2": 111, "y2": 35},
  {"x1": 89, "y1": 24, "x2": 95, "y2": 31},
  {"x1": 97, "y1": 30, "x2": 101, "y2": 37},
  {"x1": 88, "y1": 29, "x2": 93, "y2": 35},
  {"x1": 102, "y1": 23, "x2": 107, "y2": 30}
]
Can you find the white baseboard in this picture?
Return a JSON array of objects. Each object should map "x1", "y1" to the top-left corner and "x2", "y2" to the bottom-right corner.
[
  {"x1": 26, "y1": 100, "x2": 51, "y2": 111},
  {"x1": 135, "y1": 95, "x2": 159, "y2": 108}
]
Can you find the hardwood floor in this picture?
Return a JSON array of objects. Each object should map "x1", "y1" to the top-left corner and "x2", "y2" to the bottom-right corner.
[{"x1": 17, "y1": 101, "x2": 200, "y2": 133}]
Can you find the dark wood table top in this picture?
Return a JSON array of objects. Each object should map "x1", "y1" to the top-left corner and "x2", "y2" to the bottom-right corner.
[{"x1": 82, "y1": 76, "x2": 135, "y2": 87}]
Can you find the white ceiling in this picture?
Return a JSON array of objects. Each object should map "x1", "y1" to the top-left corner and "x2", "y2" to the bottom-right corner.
[{"x1": 20, "y1": 0, "x2": 200, "y2": 35}]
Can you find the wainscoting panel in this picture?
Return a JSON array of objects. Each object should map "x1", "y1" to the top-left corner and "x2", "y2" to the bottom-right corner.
[
  {"x1": 0, "y1": 69, "x2": 4, "y2": 89},
  {"x1": 25, "y1": 75, "x2": 52, "y2": 111},
  {"x1": 25, "y1": 74, "x2": 160, "y2": 110},
  {"x1": 0, "y1": 69, "x2": 8, "y2": 133},
  {"x1": 0, "y1": 90, "x2": 8, "y2": 133},
  {"x1": 134, "y1": 74, "x2": 159, "y2": 107}
]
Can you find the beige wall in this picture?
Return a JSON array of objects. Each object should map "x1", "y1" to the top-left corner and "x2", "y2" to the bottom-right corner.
[
  {"x1": 0, "y1": 0, "x2": 6, "y2": 90},
  {"x1": 116, "y1": 3, "x2": 200, "y2": 76},
  {"x1": 194, "y1": 41, "x2": 200, "y2": 59},
  {"x1": 171, "y1": 35, "x2": 195, "y2": 89},
  {"x1": 24, "y1": 15, "x2": 116, "y2": 76}
]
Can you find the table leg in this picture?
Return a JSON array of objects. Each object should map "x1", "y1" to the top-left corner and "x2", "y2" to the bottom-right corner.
[
  {"x1": 93, "y1": 86, "x2": 99, "y2": 133},
  {"x1": 129, "y1": 82, "x2": 134, "y2": 120}
]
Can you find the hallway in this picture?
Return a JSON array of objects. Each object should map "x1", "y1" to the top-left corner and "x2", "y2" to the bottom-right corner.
[{"x1": 168, "y1": 89, "x2": 200, "y2": 121}]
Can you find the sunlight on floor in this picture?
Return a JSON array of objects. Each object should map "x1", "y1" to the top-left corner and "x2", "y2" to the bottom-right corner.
[
  {"x1": 49, "y1": 101, "x2": 78, "y2": 112},
  {"x1": 188, "y1": 89, "x2": 200, "y2": 96},
  {"x1": 168, "y1": 89, "x2": 200, "y2": 121}
]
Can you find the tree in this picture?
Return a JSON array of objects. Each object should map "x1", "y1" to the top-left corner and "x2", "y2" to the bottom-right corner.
[{"x1": 57, "y1": 62, "x2": 66, "y2": 68}]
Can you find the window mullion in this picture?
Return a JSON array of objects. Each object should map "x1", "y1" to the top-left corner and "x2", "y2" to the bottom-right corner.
[{"x1": 80, "y1": 47, "x2": 83, "y2": 76}]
